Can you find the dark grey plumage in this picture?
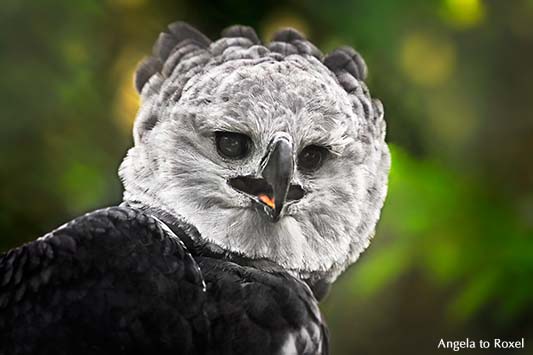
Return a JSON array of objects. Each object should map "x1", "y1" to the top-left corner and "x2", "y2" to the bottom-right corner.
[
  {"x1": 135, "y1": 21, "x2": 212, "y2": 93},
  {"x1": 221, "y1": 25, "x2": 261, "y2": 44},
  {"x1": 135, "y1": 57, "x2": 163, "y2": 95},
  {"x1": 0, "y1": 207, "x2": 328, "y2": 355},
  {"x1": 323, "y1": 46, "x2": 367, "y2": 81}
]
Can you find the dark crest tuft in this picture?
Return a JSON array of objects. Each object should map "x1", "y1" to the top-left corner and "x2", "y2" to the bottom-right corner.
[
  {"x1": 168, "y1": 21, "x2": 211, "y2": 47},
  {"x1": 134, "y1": 57, "x2": 162, "y2": 93},
  {"x1": 221, "y1": 25, "x2": 261, "y2": 44},
  {"x1": 135, "y1": 22, "x2": 211, "y2": 93},
  {"x1": 271, "y1": 28, "x2": 306, "y2": 43},
  {"x1": 323, "y1": 46, "x2": 367, "y2": 81},
  {"x1": 269, "y1": 28, "x2": 322, "y2": 59},
  {"x1": 268, "y1": 42, "x2": 299, "y2": 56}
]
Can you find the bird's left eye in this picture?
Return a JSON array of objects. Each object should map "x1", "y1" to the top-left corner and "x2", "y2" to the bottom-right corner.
[
  {"x1": 215, "y1": 132, "x2": 252, "y2": 159},
  {"x1": 298, "y1": 145, "x2": 329, "y2": 172}
]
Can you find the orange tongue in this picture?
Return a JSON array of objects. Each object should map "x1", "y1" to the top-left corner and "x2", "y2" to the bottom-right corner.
[{"x1": 258, "y1": 194, "x2": 275, "y2": 209}]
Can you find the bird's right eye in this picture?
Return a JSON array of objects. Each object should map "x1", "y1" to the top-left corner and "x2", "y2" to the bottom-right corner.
[{"x1": 215, "y1": 132, "x2": 252, "y2": 159}]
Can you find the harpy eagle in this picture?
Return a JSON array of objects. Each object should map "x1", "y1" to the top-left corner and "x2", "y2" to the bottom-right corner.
[{"x1": 0, "y1": 22, "x2": 390, "y2": 354}]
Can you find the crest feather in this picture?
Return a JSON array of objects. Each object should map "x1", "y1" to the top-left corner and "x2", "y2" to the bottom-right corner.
[
  {"x1": 135, "y1": 22, "x2": 211, "y2": 93},
  {"x1": 323, "y1": 46, "x2": 367, "y2": 80},
  {"x1": 271, "y1": 28, "x2": 306, "y2": 43},
  {"x1": 221, "y1": 25, "x2": 261, "y2": 44}
]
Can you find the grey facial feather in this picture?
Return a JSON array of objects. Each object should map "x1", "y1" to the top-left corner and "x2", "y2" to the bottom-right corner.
[{"x1": 120, "y1": 23, "x2": 390, "y2": 282}]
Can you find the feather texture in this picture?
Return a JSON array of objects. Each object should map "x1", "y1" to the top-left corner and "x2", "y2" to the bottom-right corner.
[
  {"x1": 0, "y1": 206, "x2": 328, "y2": 355},
  {"x1": 221, "y1": 25, "x2": 261, "y2": 44},
  {"x1": 123, "y1": 21, "x2": 390, "y2": 289}
]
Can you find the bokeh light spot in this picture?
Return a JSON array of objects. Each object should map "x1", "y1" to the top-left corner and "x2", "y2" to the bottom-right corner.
[
  {"x1": 401, "y1": 32, "x2": 456, "y2": 87},
  {"x1": 441, "y1": 0, "x2": 485, "y2": 29}
]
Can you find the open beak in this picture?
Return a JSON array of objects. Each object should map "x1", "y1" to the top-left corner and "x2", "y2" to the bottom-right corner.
[{"x1": 228, "y1": 133, "x2": 304, "y2": 222}]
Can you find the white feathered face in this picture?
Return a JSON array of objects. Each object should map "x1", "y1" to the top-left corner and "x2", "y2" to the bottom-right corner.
[{"x1": 120, "y1": 27, "x2": 390, "y2": 283}]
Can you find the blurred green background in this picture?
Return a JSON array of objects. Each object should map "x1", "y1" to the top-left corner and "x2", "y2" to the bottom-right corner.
[{"x1": 1, "y1": 0, "x2": 532, "y2": 353}]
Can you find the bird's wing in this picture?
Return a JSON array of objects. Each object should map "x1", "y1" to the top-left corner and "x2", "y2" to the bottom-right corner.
[
  {"x1": 0, "y1": 206, "x2": 209, "y2": 355},
  {"x1": 197, "y1": 256, "x2": 329, "y2": 355}
]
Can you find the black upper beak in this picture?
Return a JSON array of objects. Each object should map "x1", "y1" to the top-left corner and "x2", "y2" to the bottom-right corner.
[{"x1": 259, "y1": 134, "x2": 294, "y2": 222}]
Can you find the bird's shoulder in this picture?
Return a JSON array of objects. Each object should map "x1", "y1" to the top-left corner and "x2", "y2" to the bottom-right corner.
[
  {"x1": 0, "y1": 206, "x2": 208, "y2": 355},
  {"x1": 0, "y1": 206, "x2": 329, "y2": 354}
]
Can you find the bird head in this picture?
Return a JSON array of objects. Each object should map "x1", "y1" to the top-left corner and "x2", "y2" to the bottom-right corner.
[{"x1": 119, "y1": 22, "x2": 390, "y2": 287}]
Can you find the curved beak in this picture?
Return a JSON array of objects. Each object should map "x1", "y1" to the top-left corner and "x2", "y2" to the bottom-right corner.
[{"x1": 259, "y1": 134, "x2": 294, "y2": 222}]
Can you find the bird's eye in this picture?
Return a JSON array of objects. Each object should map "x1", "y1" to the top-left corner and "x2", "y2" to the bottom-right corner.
[
  {"x1": 298, "y1": 145, "x2": 329, "y2": 172},
  {"x1": 215, "y1": 132, "x2": 252, "y2": 159}
]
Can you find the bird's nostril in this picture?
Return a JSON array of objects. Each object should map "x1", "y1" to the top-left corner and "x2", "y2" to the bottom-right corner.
[{"x1": 287, "y1": 185, "x2": 305, "y2": 201}]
